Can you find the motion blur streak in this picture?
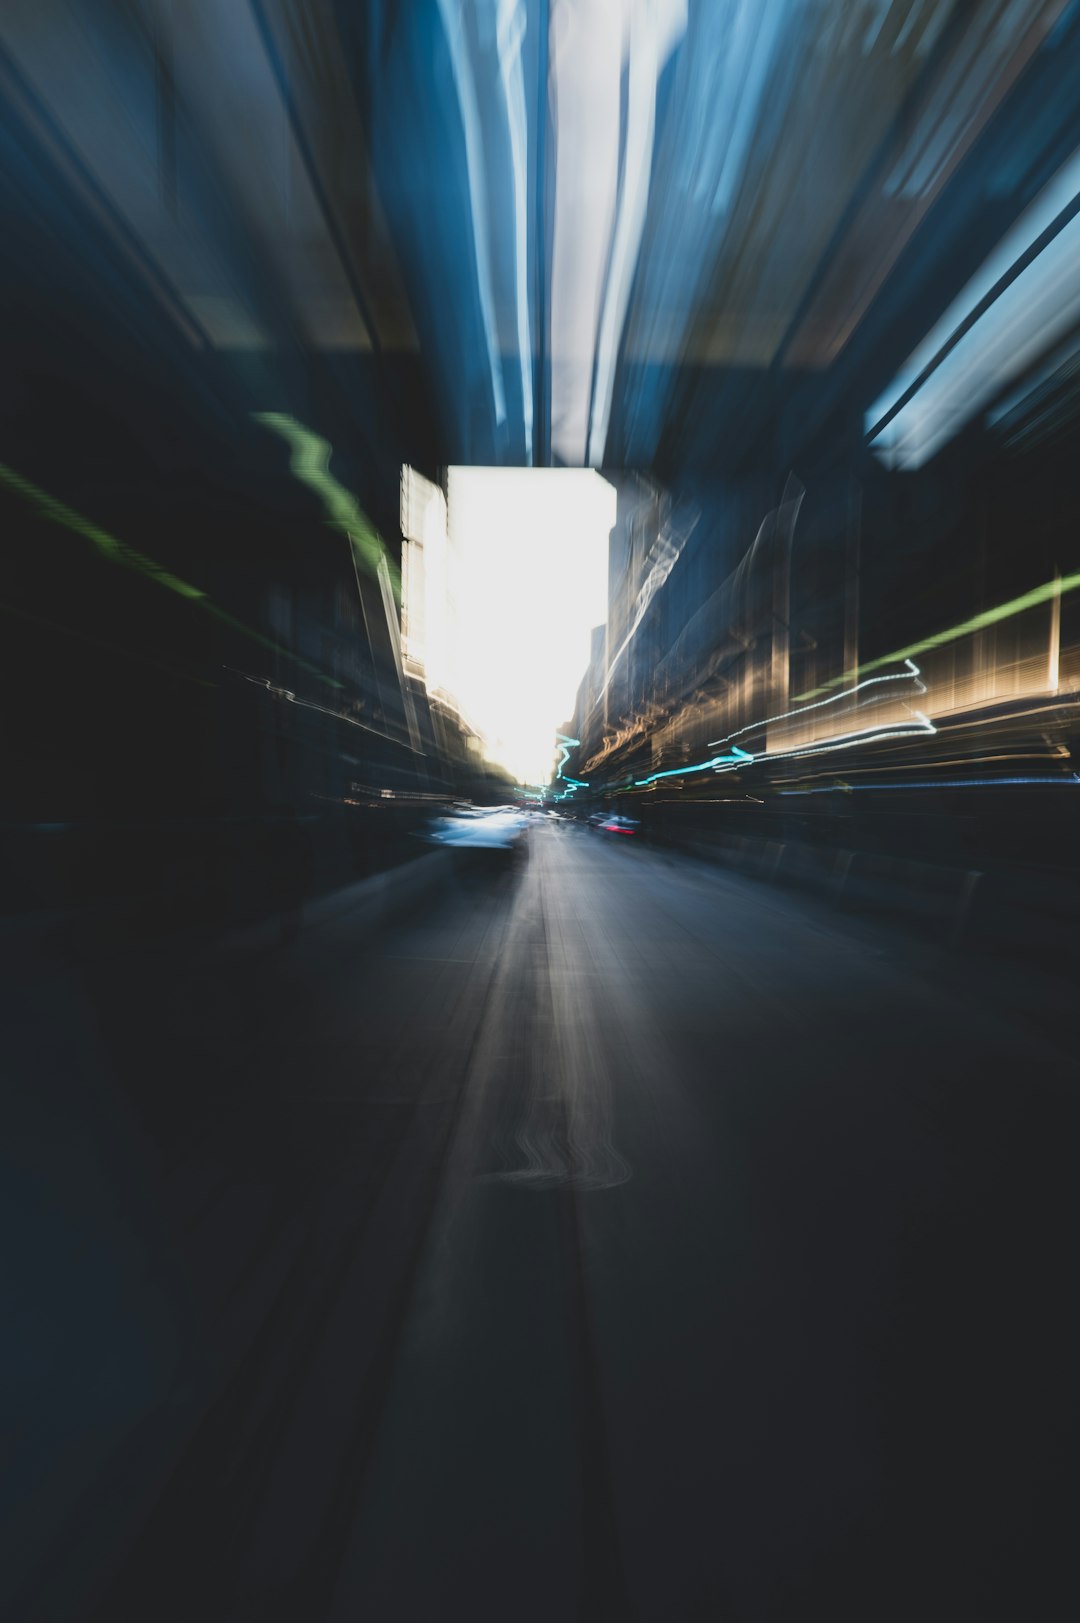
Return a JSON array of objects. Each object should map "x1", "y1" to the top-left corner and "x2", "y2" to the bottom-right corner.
[
  {"x1": 780, "y1": 774, "x2": 1080, "y2": 793},
  {"x1": 494, "y1": 0, "x2": 535, "y2": 461},
  {"x1": 868, "y1": 140, "x2": 1080, "y2": 467},
  {"x1": 0, "y1": 461, "x2": 207, "y2": 600},
  {"x1": 435, "y1": 0, "x2": 509, "y2": 433},
  {"x1": 710, "y1": 658, "x2": 927, "y2": 747},
  {"x1": 7, "y1": 5, "x2": 1080, "y2": 1622},
  {"x1": 253, "y1": 414, "x2": 398, "y2": 590},
  {"x1": 548, "y1": 0, "x2": 687, "y2": 466},
  {"x1": 796, "y1": 569, "x2": 1080, "y2": 700},
  {"x1": 0, "y1": 459, "x2": 340, "y2": 688}
]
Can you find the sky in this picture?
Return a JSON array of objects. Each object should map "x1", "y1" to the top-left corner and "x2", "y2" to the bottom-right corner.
[{"x1": 443, "y1": 467, "x2": 615, "y2": 784}]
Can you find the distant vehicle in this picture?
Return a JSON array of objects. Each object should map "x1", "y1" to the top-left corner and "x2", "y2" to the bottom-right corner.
[{"x1": 590, "y1": 813, "x2": 639, "y2": 836}]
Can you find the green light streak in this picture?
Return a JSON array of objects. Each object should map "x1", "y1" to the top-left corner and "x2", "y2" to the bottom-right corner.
[
  {"x1": 0, "y1": 460, "x2": 342, "y2": 689},
  {"x1": 795, "y1": 569, "x2": 1080, "y2": 701},
  {"x1": 254, "y1": 413, "x2": 401, "y2": 599},
  {"x1": 0, "y1": 461, "x2": 205, "y2": 600}
]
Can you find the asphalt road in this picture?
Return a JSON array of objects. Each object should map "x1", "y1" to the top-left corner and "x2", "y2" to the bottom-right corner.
[{"x1": 5, "y1": 823, "x2": 1078, "y2": 1621}]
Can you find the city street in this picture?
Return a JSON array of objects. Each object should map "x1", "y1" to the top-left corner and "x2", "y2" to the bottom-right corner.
[{"x1": 7, "y1": 9, "x2": 1080, "y2": 1618}]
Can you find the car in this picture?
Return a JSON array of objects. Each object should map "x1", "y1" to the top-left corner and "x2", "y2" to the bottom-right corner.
[
  {"x1": 422, "y1": 804, "x2": 529, "y2": 879},
  {"x1": 590, "y1": 813, "x2": 639, "y2": 836}
]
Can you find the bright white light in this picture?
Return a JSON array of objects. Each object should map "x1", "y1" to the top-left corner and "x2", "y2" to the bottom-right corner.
[
  {"x1": 444, "y1": 468, "x2": 614, "y2": 783},
  {"x1": 400, "y1": 466, "x2": 449, "y2": 686}
]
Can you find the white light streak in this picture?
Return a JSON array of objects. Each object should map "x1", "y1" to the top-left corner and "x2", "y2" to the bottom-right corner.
[
  {"x1": 867, "y1": 143, "x2": 1080, "y2": 468},
  {"x1": 707, "y1": 659, "x2": 926, "y2": 747}
]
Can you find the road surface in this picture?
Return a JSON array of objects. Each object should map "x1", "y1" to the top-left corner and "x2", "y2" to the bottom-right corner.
[{"x1": 4, "y1": 824, "x2": 1078, "y2": 1621}]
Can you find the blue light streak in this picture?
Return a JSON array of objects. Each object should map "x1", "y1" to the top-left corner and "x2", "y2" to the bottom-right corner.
[
  {"x1": 634, "y1": 745, "x2": 752, "y2": 788},
  {"x1": 435, "y1": 0, "x2": 507, "y2": 430},
  {"x1": 550, "y1": 732, "x2": 587, "y2": 800},
  {"x1": 554, "y1": 731, "x2": 580, "y2": 779},
  {"x1": 632, "y1": 660, "x2": 933, "y2": 794}
]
